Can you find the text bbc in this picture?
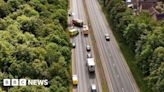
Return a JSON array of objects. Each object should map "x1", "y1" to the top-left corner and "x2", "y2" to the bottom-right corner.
[{"x1": 3, "y1": 79, "x2": 48, "y2": 86}]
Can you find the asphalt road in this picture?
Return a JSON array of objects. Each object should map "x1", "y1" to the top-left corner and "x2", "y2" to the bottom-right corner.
[
  {"x1": 84, "y1": 0, "x2": 140, "y2": 92},
  {"x1": 70, "y1": 0, "x2": 102, "y2": 92}
]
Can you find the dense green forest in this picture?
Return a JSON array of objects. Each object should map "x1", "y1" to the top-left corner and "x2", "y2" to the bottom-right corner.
[
  {"x1": 101, "y1": 0, "x2": 164, "y2": 92},
  {"x1": 0, "y1": 0, "x2": 71, "y2": 92}
]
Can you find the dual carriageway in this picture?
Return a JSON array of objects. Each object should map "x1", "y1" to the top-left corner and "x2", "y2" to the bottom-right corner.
[{"x1": 69, "y1": 0, "x2": 140, "y2": 92}]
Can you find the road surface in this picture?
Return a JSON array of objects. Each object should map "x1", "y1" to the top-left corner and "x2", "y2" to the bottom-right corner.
[
  {"x1": 70, "y1": 0, "x2": 102, "y2": 92},
  {"x1": 84, "y1": 0, "x2": 140, "y2": 92}
]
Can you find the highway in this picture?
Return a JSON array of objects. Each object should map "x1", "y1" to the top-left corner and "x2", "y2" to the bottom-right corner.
[
  {"x1": 70, "y1": 0, "x2": 102, "y2": 91},
  {"x1": 84, "y1": 0, "x2": 140, "y2": 92}
]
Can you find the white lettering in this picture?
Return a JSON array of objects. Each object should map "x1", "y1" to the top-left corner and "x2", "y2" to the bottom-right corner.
[
  {"x1": 37, "y1": 80, "x2": 44, "y2": 85},
  {"x1": 28, "y1": 79, "x2": 48, "y2": 86},
  {"x1": 19, "y1": 79, "x2": 26, "y2": 86},
  {"x1": 43, "y1": 79, "x2": 48, "y2": 85}
]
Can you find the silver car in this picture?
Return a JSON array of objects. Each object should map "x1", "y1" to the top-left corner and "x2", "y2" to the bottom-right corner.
[
  {"x1": 91, "y1": 84, "x2": 96, "y2": 92},
  {"x1": 105, "y1": 34, "x2": 110, "y2": 41},
  {"x1": 72, "y1": 43, "x2": 76, "y2": 48},
  {"x1": 86, "y1": 45, "x2": 91, "y2": 51}
]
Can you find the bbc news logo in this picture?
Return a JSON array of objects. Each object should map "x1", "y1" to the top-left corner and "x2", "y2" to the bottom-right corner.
[{"x1": 3, "y1": 79, "x2": 48, "y2": 86}]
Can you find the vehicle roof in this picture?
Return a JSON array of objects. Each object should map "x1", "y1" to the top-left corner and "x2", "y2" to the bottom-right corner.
[
  {"x1": 72, "y1": 12, "x2": 75, "y2": 16},
  {"x1": 105, "y1": 34, "x2": 109, "y2": 36},
  {"x1": 83, "y1": 24, "x2": 88, "y2": 27},
  {"x1": 87, "y1": 45, "x2": 90, "y2": 47},
  {"x1": 72, "y1": 75, "x2": 78, "y2": 80},
  {"x1": 77, "y1": 20, "x2": 83, "y2": 22},
  {"x1": 83, "y1": 25, "x2": 88, "y2": 30},
  {"x1": 69, "y1": 28, "x2": 77, "y2": 32},
  {"x1": 87, "y1": 58, "x2": 95, "y2": 65},
  {"x1": 91, "y1": 84, "x2": 96, "y2": 89},
  {"x1": 87, "y1": 53, "x2": 91, "y2": 55},
  {"x1": 73, "y1": 19, "x2": 83, "y2": 22}
]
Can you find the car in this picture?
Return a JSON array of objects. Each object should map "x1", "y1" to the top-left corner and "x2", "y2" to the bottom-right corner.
[
  {"x1": 72, "y1": 12, "x2": 75, "y2": 16},
  {"x1": 72, "y1": 19, "x2": 83, "y2": 27},
  {"x1": 68, "y1": 10, "x2": 72, "y2": 16},
  {"x1": 72, "y1": 43, "x2": 76, "y2": 48},
  {"x1": 105, "y1": 34, "x2": 110, "y2": 41},
  {"x1": 86, "y1": 45, "x2": 91, "y2": 51},
  {"x1": 68, "y1": 12, "x2": 75, "y2": 17},
  {"x1": 83, "y1": 25, "x2": 88, "y2": 30},
  {"x1": 72, "y1": 75, "x2": 78, "y2": 86},
  {"x1": 87, "y1": 53, "x2": 92, "y2": 58},
  {"x1": 69, "y1": 28, "x2": 79, "y2": 37},
  {"x1": 82, "y1": 24, "x2": 89, "y2": 35},
  {"x1": 91, "y1": 84, "x2": 97, "y2": 92},
  {"x1": 69, "y1": 13, "x2": 72, "y2": 16}
]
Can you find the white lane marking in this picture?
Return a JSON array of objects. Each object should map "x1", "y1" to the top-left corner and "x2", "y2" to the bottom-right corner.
[{"x1": 122, "y1": 88, "x2": 124, "y2": 92}]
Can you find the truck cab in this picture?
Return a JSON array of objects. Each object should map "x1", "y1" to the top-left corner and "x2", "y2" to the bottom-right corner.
[
  {"x1": 87, "y1": 58, "x2": 95, "y2": 73},
  {"x1": 72, "y1": 75, "x2": 78, "y2": 86}
]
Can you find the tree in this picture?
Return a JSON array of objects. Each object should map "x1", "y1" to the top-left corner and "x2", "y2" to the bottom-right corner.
[
  {"x1": 149, "y1": 47, "x2": 164, "y2": 72},
  {"x1": 31, "y1": 59, "x2": 49, "y2": 78},
  {"x1": 17, "y1": 15, "x2": 38, "y2": 33},
  {"x1": 0, "y1": 0, "x2": 9, "y2": 18},
  {"x1": 107, "y1": 0, "x2": 164, "y2": 91},
  {"x1": 7, "y1": 0, "x2": 21, "y2": 12},
  {"x1": 52, "y1": 9, "x2": 67, "y2": 28},
  {"x1": 0, "y1": 0, "x2": 70, "y2": 91},
  {"x1": 45, "y1": 43, "x2": 61, "y2": 65},
  {"x1": 47, "y1": 0, "x2": 57, "y2": 4},
  {"x1": 9, "y1": 86, "x2": 48, "y2": 92},
  {"x1": 147, "y1": 62, "x2": 164, "y2": 92},
  {"x1": 146, "y1": 27, "x2": 164, "y2": 49},
  {"x1": 0, "y1": 19, "x2": 8, "y2": 30}
]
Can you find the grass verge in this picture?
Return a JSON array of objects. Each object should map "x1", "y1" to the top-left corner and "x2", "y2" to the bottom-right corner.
[
  {"x1": 102, "y1": 79, "x2": 108, "y2": 92},
  {"x1": 69, "y1": 60, "x2": 73, "y2": 92},
  {"x1": 98, "y1": 1, "x2": 152, "y2": 92}
]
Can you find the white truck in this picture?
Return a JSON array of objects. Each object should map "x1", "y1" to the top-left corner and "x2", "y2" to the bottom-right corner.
[
  {"x1": 87, "y1": 58, "x2": 95, "y2": 73},
  {"x1": 72, "y1": 75, "x2": 78, "y2": 86}
]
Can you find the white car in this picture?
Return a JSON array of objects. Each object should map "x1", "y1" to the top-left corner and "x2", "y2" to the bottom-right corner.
[
  {"x1": 91, "y1": 84, "x2": 97, "y2": 92},
  {"x1": 69, "y1": 12, "x2": 75, "y2": 17},
  {"x1": 82, "y1": 24, "x2": 89, "y2": 35},
  {"x1": 72, "y1": 43, "x2": 76, "y2": 48},
  {"x1": 86, "y1": 45, "x2": 91, "y2": 51},
  {"x1": 83, "y1": 24, "x2": 89, "y2": 31},
  {"x1": 105, "y1": 34, "x2": 110, "y2": 41}
]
